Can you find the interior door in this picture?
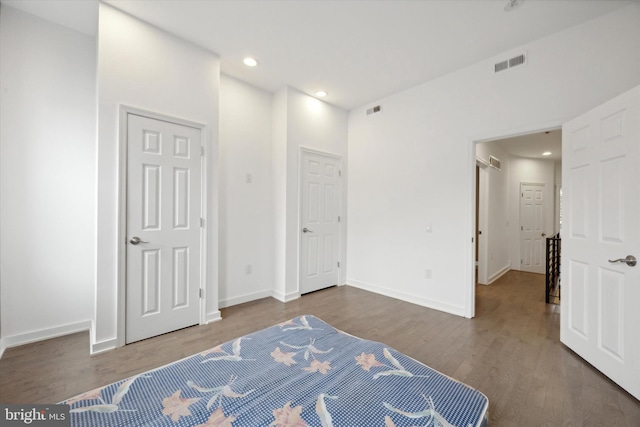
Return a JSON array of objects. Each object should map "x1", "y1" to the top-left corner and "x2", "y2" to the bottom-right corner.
[
  {"x1": 300, "y1": 150, "x2": 341, "y2": 294},
  {"x1": 520, "y1": 183, "x2": 546, "y2": 274},
  {"x1": 126, "y1": 114, "x2": 202, "y2": 344},
  {"x1": 561, "y1": 85, "x2": 640, "y2": 400}
]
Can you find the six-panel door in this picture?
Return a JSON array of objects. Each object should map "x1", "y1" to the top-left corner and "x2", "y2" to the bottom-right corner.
[{"x1": 126, "y1": 114, "x2": 202, "y2": 344}]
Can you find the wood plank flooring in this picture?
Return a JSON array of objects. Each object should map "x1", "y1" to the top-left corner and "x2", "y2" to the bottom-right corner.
[{"x1": 1, "y1": 270, "x2": 639, "y2": 425}]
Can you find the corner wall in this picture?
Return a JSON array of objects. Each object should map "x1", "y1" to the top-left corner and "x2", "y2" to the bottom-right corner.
[
  {"x1": 95, "y1": 3, "x2": 220, "y2": 352},
  {"x1": 219, "y1": 75, "x2": 274, "y2": 307},
  {"x1": 273, "y1": 87, "x2": 348, "y2": 301},
  {"x1": 0, "y1": 6, "x2": 96, "y2": 350},
  {"x1": 347, "y1": 4, "x2": 640, "y2": 317}
]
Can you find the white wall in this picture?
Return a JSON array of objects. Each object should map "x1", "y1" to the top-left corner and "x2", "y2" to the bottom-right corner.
[
  {"x1": 476, "y1": 141, "x2": 511, "y2": 284},
  {"x1": 0, "y1": 6, "x2": 96, "y2": 347},
  {"x1": 219, "y1": 75, "x2": 274, "y2": 307},
  {"x1": 272, "y1": 87, "x2": 348, "y2": 301},
  {"x1": 95, "y1": 3, "x2": 220, "y2": 352},
  {"x1": 347, "y1": 4, "x2": 640, "y2": 317}
]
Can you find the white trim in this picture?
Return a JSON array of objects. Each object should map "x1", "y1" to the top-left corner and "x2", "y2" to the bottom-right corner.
[
  {"x1": 488, "y1": 264, "x2": 512, "y2": 284},
  {"x1": 272, "y1": 289, "x2": 301, "y2": 303},
  {"x1": 476, "y1": 157, "x2": 490, "y2": 168},
  {"x1": 346, "y1": 280, "x2": 467, "y2": 318},
  {"x1": 0, "y1": 338, "x2": 5, "y2": 359},
  {"x1": 204, "y1": 311, "x2": 222, "y2": 325},
  {"x1": 116, "y1": 105, "x2": 208, "y2": 348},
  {"x1": 219, "y1": 290, "x2": 272, "y2": 309},
  {"x1": 3, "y1": 320, "x2": 91, "y2": 350},
  {"x1": 91, "y1": 338, "x2": 118, "y2": 355}
]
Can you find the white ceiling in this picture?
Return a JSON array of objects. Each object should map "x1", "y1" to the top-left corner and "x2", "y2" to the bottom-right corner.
[
  {"x1": 2, "y1": 0, "x2": 636, "y2": 110},
  {"x1": 493, "y1": 129, "x2": 562, "y2": 161}
]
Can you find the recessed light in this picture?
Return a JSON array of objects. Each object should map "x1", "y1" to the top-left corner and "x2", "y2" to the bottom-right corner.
[
  {"x1": 243, "y1": 57, "x2": 259, "y2": 67},
  {"x1": 542, "y1": 151, "x2": 552, "y2": 156},
  {"x1": 315, "y1": 90, "x2": 328, "y2": 98}
]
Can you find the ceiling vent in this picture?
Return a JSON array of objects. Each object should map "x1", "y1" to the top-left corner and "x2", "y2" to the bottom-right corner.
[
  {"x1": 489, "y1": 155, "x2": 501, "y2": 170},
  {"x1": 366, "y1": 105, "x2": 382, "y2": 116},
  {"x1": 494, "y1": 53, "x2": 526, "y2": 73}
]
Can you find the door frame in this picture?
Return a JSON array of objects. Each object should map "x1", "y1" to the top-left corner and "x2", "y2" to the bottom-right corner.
[
  {"x1": 116, "y1": 105, "x2": 209, "y2": 347},
  {"x1": 468, "y1": 120, "x2": 562, "y2": 318},
  {"x1": 298, "y1": 146, "x2": 343, "y2": 294}
]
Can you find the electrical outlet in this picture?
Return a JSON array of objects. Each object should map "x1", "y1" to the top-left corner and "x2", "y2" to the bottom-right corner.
[
  {"x1": 425, "y1": 269, "x2": 432, "y2": 279},
  {"x1": 426, "y1": 223, "x2": 432, "y2": 233},
  {"x1": 246, "y1": 173, "x2": 253, "y2": 183},
  {"x1": 245, "y1": 264, "x2": 252, "y2": 275}
]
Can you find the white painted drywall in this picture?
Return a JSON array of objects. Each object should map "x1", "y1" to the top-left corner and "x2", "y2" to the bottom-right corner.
[
  {"x1": 347, "y1": 4, "x2": 640, "y2": 317},
  {"x1": 219, "y1": 75, "x2": 274, "y2": 307},
  {"x1": 0, "y1": 6, "x2": 96, "y2": 342},
  {"x1": 476, "y1": 141, "x2": 511, "y2": 284},
  {"x1": 272, "y1": 87, "x2": 348, "y2": 301},
  {"x1": 95, "y1": 4, "x2": 219, "y2": 352}
]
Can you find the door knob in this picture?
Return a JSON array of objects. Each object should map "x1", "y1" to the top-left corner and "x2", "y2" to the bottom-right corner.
[
  {"x1": 302, "y1": 227, "x2": 313, "y2": 233},
  {"x1": 541, "y1": 233, "x2": 546, "y2": 237},
  {"x1": 608, "y1": 255, "x2": 637, "y2": 267},
  {"x1": 130, "y1": 236, "x2": 149, "y2": 245}
]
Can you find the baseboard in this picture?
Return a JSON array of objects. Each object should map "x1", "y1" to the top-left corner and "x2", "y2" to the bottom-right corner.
[
  {"x1": 219, "y1": 289, "x2": 272, "y2": 309},
  {"x1": 3, "y1": 320, "x2": 92, "y2": 352},
  {"x1": 204, "y1": 310, "x2": 222, "y2": 324},
  {"x1": 91, "y1": 338, "x2": 118, "y2": 355},
  {"x1": 346, "y1": 279, "x2": 466, "y2": 317},
  {"x1": 0, "y1": 337, "x2": 6, "y2": 359},
  {"x1": 271, "y1": 289, "x2": 300, "y2": 303},
  {"x1": 488, "y1": 263, "x2": 511, "y2": 284}
]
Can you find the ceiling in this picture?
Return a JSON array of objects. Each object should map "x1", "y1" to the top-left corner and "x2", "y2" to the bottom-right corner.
[
  {"x1": 493, "y1": 129, "x2": 562, "y2": 161},
  {"x1": 2, "y1": 0, "x2": 636, "y2": 110}
]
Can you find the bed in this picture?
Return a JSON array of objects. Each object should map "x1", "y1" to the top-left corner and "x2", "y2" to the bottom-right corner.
[{"x1": 63, "y1": 315, "x2": 488, "y2": 426}]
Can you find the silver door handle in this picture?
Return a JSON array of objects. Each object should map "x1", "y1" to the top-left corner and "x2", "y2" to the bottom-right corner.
[
  {"x1": 608, "y1": 255, "x2": 637, "y2": 267},
  {"x1": 130, "y1": 236, "x2": 149, "y2": 245},
  {"x1": 302, "y1": 227, "x2": 313, "y2": 233}
]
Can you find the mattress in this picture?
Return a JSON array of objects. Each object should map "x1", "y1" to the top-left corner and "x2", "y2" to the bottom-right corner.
[{"x1": 63, "y1": 315, "x2": 488, "y2": 426}]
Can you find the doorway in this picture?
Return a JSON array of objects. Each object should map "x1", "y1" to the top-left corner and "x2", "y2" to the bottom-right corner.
[{"x1": 473, "y1": 129, "x2": 562, "y2": 290}]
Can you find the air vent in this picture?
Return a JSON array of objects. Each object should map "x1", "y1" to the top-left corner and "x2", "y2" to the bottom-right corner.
[
  {"x1": 509, "y1": 54, "x2": 525, "y2": 67},
  {"x1": 494, "y1": 53, "x2": 526, "y2": 73},
  {"x1": 366, "y1": 105, "x2": 382, "y2": 115},
  {"x1": 489, "y1": 155, "x2": 501, "y2": 170},
  {"x1": 494, "y1": 60, "x2": 509, "y2": 73}
]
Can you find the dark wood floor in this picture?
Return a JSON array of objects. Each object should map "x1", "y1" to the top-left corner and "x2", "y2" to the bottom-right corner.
[{"x1": 1, "y1": 271, "x2": 638, "y2": 425}]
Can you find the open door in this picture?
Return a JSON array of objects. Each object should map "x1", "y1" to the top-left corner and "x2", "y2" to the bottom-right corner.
[{"x1": 561, "y1": 86, "x2": 640, "y2": 399}]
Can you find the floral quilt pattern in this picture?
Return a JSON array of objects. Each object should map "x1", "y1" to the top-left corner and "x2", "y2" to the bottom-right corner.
[{"x1": 63, "y1": 315, "x2": 488, "y2": 426}]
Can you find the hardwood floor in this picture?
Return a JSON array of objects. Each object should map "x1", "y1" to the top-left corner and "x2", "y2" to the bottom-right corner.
[{"x1": 1, "y1": 270, "x2": 638, "y2": 425}]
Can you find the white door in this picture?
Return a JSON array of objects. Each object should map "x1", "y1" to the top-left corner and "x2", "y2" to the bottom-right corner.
[
  {"x1": 520, "y1": 183, "x2": 546, "y2": 274},
  {"x1": 561, "y1": 86, "x2": 640, "y2": 399},
  {"x1": 126, "y1": 114, "x2": 202, "y2": 344},
  {"x1": 300, "y1": 150, "x2": 341, "y2": 294}
]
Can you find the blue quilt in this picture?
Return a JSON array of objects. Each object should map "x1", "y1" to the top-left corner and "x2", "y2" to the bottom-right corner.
[{"x1": 63, "y1": 315, "x2": 488, "y2": 426}]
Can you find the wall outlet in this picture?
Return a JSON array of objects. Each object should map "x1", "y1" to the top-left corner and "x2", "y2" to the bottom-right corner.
[
  {"x1": 245, "y1": 264, "x2": 252, "y2": 275},
  {"x1": 426, "y1": 223, "x2": 432, "y2": 233},
  {"x1": 246, "y1": 173, "x2": 253, "y2": 183},
  {"x1": 425, "y1": 269, "x2": 432, "y2": 279}
]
